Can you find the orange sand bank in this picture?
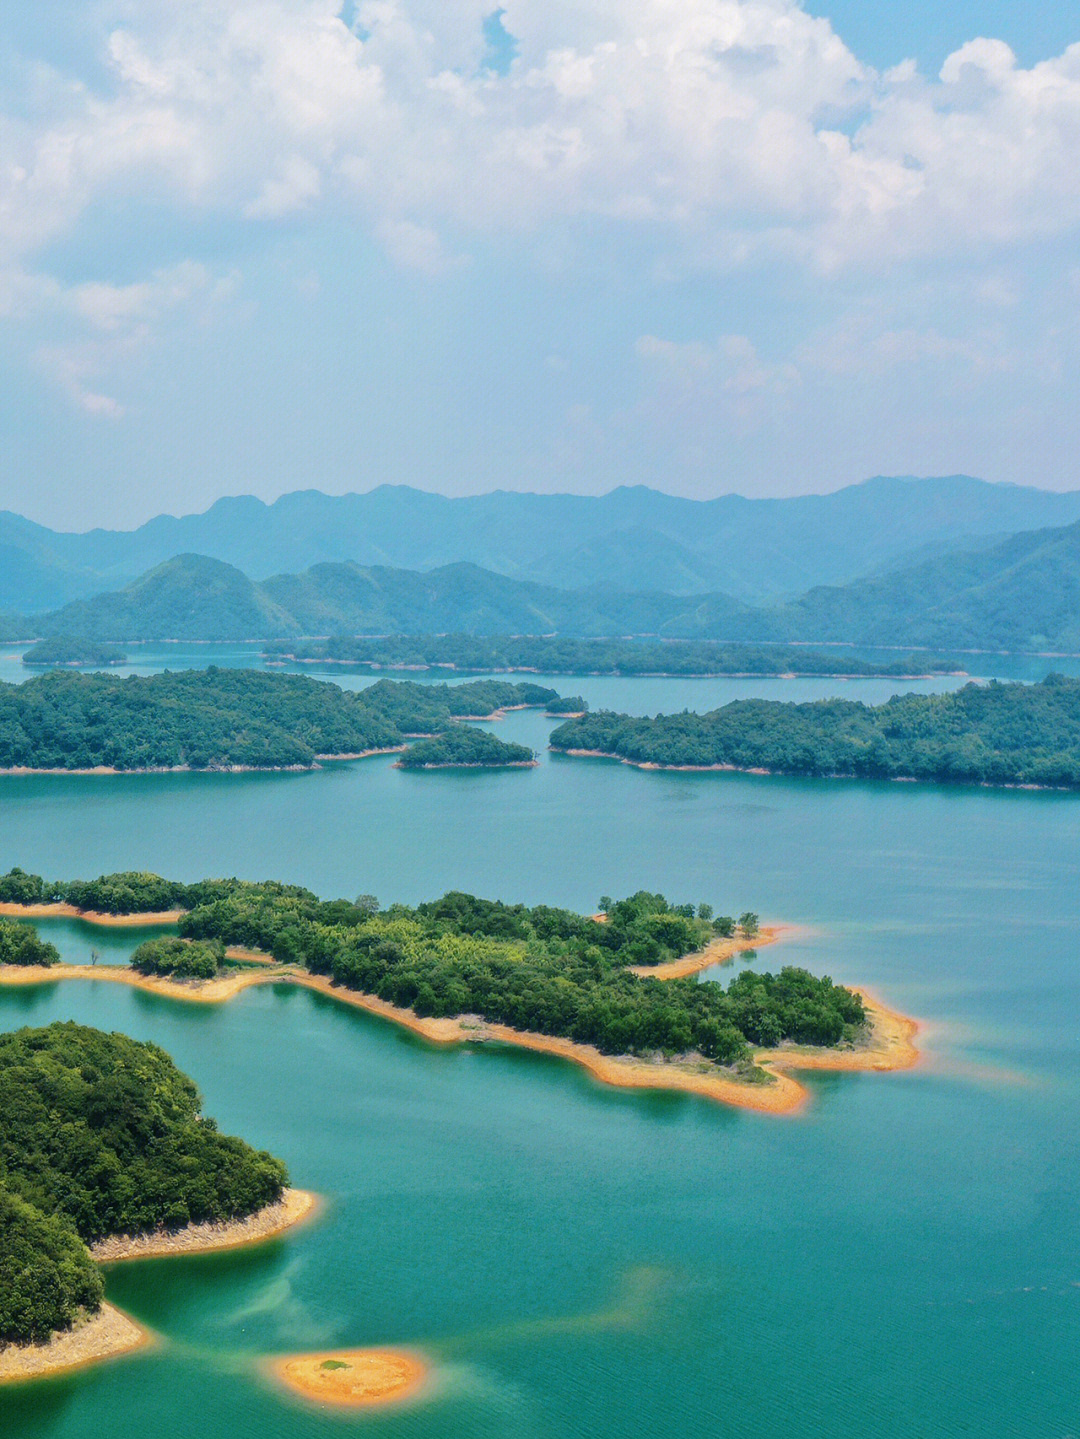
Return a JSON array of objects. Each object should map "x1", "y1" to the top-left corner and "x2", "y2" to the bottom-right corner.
[
  {"x1": 0, "y1": 960, "x2": 919, "y2": 1116},
  {"x1": 0, "y1": 1304, "x2": 150, "y2": 1385},
  {"x1": 91, "y1": 1189, "x2": 318, "y2": 1263},
  {"x1": 0, "y1": 901, "x2": 183, "y2": 926},
  {"x1": 271, "y1": 1348, "x2": 427, "y2": 1408},
  {"x1": 629, "y1": 923, "x2": 793, "y2": 979}
]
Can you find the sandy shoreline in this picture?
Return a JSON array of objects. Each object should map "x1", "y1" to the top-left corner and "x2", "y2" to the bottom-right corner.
[
  {"x1": 0, "y1": 958, "x2": 919, "y2": 1116},
  {"x1": 270, "y1": 1348, "x2": 428, "y2": 1408},
  {"x1": 394, "y1": 759, "x2": 539, "y2": 770},
  {"x1": 0, "y1": 1304, "x2": 150, "y2": 1386},
  {"x1": 628, "y1": 924, "x2": 791, "y2": 978},
  {"x1": 91, "y1": 1188, "x2": 318, "y2": 1262},
  {"x1": 0, "y1": 901, "x2": 183, "y2": 926}
]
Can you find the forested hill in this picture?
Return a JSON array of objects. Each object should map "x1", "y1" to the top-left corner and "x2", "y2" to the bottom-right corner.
[
  {"x1": 550, "y1": 675, "x2": 1080, "y2": 788},
  {"x1": 0, "y1": 1023, "x2": 286, "y2": 1347},
  {"x1": 6, "y1": 475, "x2": 1080, "y2": 612},
  {"x1": 0, "y1": 670, "x2": 572, "y2": 771},
  {"x1": 6, "y1": 553, "x2": 752, "y2": 642},
  {"x1": 266, "y1": 634, "x2": 955, "y2": 677},
  {"x1": 771, "y1": 519, "x2": 1080, "y2": 652}
]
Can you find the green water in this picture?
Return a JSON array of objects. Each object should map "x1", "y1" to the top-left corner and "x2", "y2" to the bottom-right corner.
[{"x1": 2, "y1": 669, "x2": 1079, "y2": 1437}]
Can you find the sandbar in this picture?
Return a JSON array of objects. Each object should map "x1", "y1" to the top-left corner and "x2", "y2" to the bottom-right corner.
[
  {"x1": 0, "y1": 1304, "x2": 150, "y2": 1385},
  {"x1": 271, "y1": 1348, "x2": 427, "y2": 1408},
  {"x1": 90, "y1": 1188, "x2": 318, "y2": 1262},
  {"x1": 0, "y1": 960, "x2": 918, "y2": 1116},
  {"x1": 0, "y1": 902, "x2": 183, "y2": 926}
]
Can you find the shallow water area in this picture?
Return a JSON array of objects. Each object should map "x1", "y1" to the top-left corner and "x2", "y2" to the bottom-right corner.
[{"x1": 1, "y1": 661, "x2": 1078, "y2": 1437}]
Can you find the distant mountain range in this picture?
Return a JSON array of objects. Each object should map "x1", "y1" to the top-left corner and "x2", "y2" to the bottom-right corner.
[
  {"x1": 3, "y1": 513, "x2": 1080, "y2": 653},
  {"x1": 7, "y1": 474, "x2": 1080, "y2": 613}
]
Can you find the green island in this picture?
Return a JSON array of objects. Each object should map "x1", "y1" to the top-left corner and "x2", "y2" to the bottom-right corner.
[
  {"x1": 264, "y1": 633, "x2": 955, "y2": 678},
  {"x1": 396, "y1": 728, "x2": 537, "y2": 769},
  {"x1": 0, "y1": 871, "x2": 864, "y2": 1068},
  {"x1": 549, "y1": 674, "x2": 1080, "y2": 787},
  {"x1": 0, "y1": 669, "x2": 578, "y2": 772},
  {"x1": 0, "y1": 916, "x2": 58, "y2": 966},
  {"x1": 0, "y1": 1021, "x2": 288, "y2": 1353},
  {"x1": 20, "y1": 637, "x2": 127, "y2": 668}
]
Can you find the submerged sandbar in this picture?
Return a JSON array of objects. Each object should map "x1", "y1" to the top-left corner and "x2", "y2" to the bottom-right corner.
[{"x1": 271, "y1": 1348, "x2": 428, "y2": 1408}]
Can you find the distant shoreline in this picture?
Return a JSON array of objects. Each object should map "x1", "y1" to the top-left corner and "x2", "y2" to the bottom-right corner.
[{"x1": 0, "y1": 747, "x2": 406, "y2": 777}]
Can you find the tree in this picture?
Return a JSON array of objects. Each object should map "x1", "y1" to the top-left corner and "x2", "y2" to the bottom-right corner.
[{"x1": 738, "y1": 912, "x2": 760, "y2": 937}]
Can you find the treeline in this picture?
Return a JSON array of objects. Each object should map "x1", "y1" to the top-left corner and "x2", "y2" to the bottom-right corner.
[
  {"x1": 550, "y1": 675, "x2": 1080, "y2": 787},
  {"x1": 397, "y1": 728, "x2": 536, "y2": 768},
  {"x1": 0, "y1": 868, "x2": 865, "y2": 1075},
  {"x1": 0, "y1": 1023, "x2": 287, "y2": 1347},
  {"x1": 0, "y1": 917, "x2": 59, "y2": 966},
  {"x1": 264, "y1": 633, "x2": 951, "y2": 678},
  {"x1": 21, "y1": 636, "x2": 127, "y2": 667},
  {"x1": 0, "y1": 668, "x2": 576, "y2": 772}
]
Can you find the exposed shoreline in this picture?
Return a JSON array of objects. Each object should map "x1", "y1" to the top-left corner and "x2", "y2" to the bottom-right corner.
[
  {"x1": 0, "y1": 747, "x2": 405, "y2": 777},
  {"x1": 552, "y1": 747, "x2": 1076, "y2": 791},
  {"x1": 0, "y1": 948, "x2": 919, "y2": 1116},
  {"x1": 90, "y1": 1188, "x2": 318, "y2": 1262},
  {"x1": 0, "y1": 1304, "x2": 151, "y2": 1386},
  {"x1": 394, "y1": 759, "x2": 539, "y2": 770},
  {"x1": 0, "y1": 901, "x2": 184, "y2": 926},
  {"x1": 267, "y1": 654, "x2": 963, "y2": 681},
  {"x1": 628, "y1": 924, "x2": 791, "y2": 978},
  {"x1": 0, "y1": 1190, "x2": 318, "y2": 1386},
  {"x1": 270, "y1": 1348, "x2": 428, "y2": 1408}
]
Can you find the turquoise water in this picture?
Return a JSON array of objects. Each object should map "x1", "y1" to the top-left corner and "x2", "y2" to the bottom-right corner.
[{"x1": 2, "y1": 666, "x2": 1079, "y2": 1436}]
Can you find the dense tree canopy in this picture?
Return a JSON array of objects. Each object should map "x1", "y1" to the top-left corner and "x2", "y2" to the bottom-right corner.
[
  {"x1": 0, "y1": 669, "x2": 576, "y2": 772},
  {"x1": 131, "y1": 936, "x2": 224, "y2": 979},
  {"x1": 396, "y1": 728, "x2": 536, "y2": 768},
  {"x1": 0, "y1": 1023, "x2": 288, "y2": 1348},
  {"x1": 550, "y1": 676, "x2": 1080, "y2": 787},
  {"x1": 0, "y1": 918, "x2": 58, "y2": 967},
  {"x1": 21, "y1": 637, "x2": 127, "y2": 667},
  {"x1": 265, "y1": 634, "x2": 947, "y2": 678}
]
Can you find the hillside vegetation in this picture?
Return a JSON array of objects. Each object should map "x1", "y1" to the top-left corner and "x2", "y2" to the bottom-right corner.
[
  {"x1": 0, "y1": 669, "x2": 573, "y2": 771},
  {"x1": 0, "y1": 1023, "x2": 287, "y2": 1347},
  {"x1": 550, "y1": 675, "x2": 1080, "y2": 787}
]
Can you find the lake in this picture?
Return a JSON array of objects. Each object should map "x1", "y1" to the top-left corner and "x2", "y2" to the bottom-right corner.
[{"x1": 1, "y1": 654, "x2": 1077, "y2": 1438}]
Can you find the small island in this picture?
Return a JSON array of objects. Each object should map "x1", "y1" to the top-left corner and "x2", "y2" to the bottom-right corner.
[
  {"x1": 550, "y1": 674, "x2": 1080, "y2": 788},
  {"x1": 271, "y1": 1348, "x2": 428, "y2": 1408},
  {"x1": 0, "y1": 669, "x2": 582, "y2": 773},
  {"x1": 21, "y1": 636, "x2": 127, "y2": 668},
  {"x1": 0, "y1": 870, "x2": 917, "y2": 1116},
  {"x1": 0, "y1": 1022, "x2": 308, "y2": 1383},
  {"x1": 396, "y1": 728, "x2": 537, "y2": 769}
]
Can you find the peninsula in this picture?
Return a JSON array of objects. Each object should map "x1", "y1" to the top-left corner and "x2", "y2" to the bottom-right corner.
[
  {"x1": 0, "y1": 669, "x2": 579, "y2": 773},
  {"x1": 0, "y1": 872, "x2": 917, "y2": 1114},
  {"x1": 0, "y1": 1022, "x2": 309, "y2": 1383},
  {"x1": 550, "y1": 674, "x2": 1080, "y2": 788}
]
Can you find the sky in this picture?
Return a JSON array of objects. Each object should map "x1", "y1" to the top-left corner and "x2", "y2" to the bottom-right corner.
[{"x1": 2, "y1": 1, "x2": 1079, "y2": 530}]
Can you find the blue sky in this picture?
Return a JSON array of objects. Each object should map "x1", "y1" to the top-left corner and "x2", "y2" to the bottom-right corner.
[{"x1": 1, "y1": 1, "x2": 1079, "y2": 528}]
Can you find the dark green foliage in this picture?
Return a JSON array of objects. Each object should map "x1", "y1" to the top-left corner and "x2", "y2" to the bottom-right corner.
[
  {"x1": 22, "y1": 637, "x2": 126, "y2": 667},
  {"x1": 550, "y1": 676, "x2": 1080, "y2": 788},
  {"x1": 64, "y1": 872, "x2": 189, "y2": 914},
  {"x1": 546, "y1": 696, "x2": 587, "y2": 715},
  {"x1": 0, "y1": 1023, "x2": 287, "y2": 1244},
  {"x1": 131, "y1": 937, "x2": 223, "y2": 979},
  {"x1": 0, "y1": 1188, "x2": 103, "y2": 1346},
  {"x1": 397, "y1": 729, "x2": 536, "y2": 768},
  {"x1": 0, "y1": 919, "x2": 59, "y2": 967},
  {"x1": 0, "y1": 669, "x2": 574, "y2": 772},
  {"x1": 0, "y1": 867, "x2": 50, "y2": 904},
  {"x1": 266, "y1": 634, "x2": 946, "y2": 678}
]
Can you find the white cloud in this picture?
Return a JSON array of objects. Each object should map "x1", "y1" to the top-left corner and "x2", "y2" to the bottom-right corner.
[{"x1": 2, "y1": 1, "x2": 1079, "y2": 275}]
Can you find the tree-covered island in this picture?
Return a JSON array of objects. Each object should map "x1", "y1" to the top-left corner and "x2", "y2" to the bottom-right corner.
[
  {"x1": 0, "y1": 669, "x2": 579, "y2": 772},
  {"x1": 396, "y1": 728, "x2": 537, "y2": 768},
  {"x1": 264, "y1": 633, "x2": 957, "y2": 678},
  {"x1": 21, "y1": 637, "x2": 127, "y2": 667},
  {"x1": 549, "y1": 675, "x2": 1080, "y2": 788},
  {"x1": 0, "y1": 1023, "x2": 288, "y2": 1351}
]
